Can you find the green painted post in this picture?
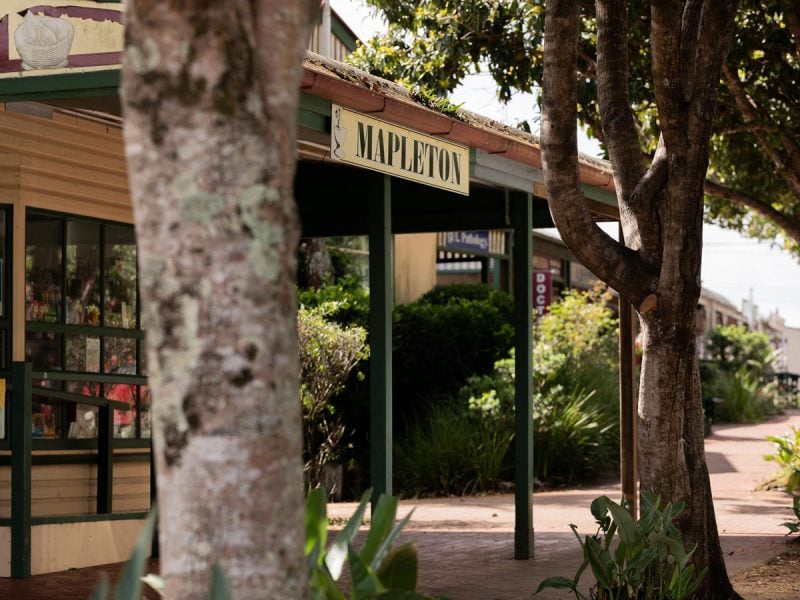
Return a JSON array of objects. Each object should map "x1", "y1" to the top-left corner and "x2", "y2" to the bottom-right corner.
[
  {"x1": 511, "y1": 192, "x2": 534, "y2": 560},
  {"x1": 97, "y1": 405, "x2": 113, "y2": 513},
  {"x1": 369, "y1": 174, "x2": 393, "y2": 508},
  {"x1": 11, "y1": 361, "x2": 32, "y2": 577}
]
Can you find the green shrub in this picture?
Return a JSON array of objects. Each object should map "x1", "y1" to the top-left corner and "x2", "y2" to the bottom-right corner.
[
  {"x1": 393, "y1": 291, "x2": 514, "y2": 417},
  {"x1": 457, "y1": 285, "x2": 620, "y2": 487},
  {"x1": 705, "y1": 324, "x2": 774, "y2": 375},
  {"x1": 298, "y1": 276, "x2": 371, "y2": 328},
  {"x1": 462, "y1": 358, "x2": 617, "y2": 485},
  {"x1": 298, "y1": 303, "x2": 369, "y2": 491},
  {"x1": 537, "y1": 493, "x2": 706, "y2": 600},
  {"x1": 393, "y1": 400, "x2": 512, "y2": 496},
  {"x1": 702, "y1": 365, "x2": 778, "y2": 423},
  {"x1": 419, "y1": 283, "x2": 513, "y2": 322}
]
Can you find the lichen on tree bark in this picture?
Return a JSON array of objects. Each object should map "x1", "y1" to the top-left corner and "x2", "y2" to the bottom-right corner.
[{"x1": 120, "y1": 1, "x2": 317, "y2": 598}]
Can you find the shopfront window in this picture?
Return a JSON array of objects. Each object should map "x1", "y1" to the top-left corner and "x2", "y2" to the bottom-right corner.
[
  {"x1": 25, "y1": 211, "x2": 146, "y2": 443},
  {"x1": 26, "y1": 215, "x2": 62, "y2": 323},
  {"x1": 104, "y1": 225, "x2": 137, "y2": 329},
  {"x1": 66, "y1": 220, "x2": 101, "y2": 325}
]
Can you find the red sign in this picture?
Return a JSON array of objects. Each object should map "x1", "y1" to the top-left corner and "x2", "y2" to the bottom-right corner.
[{"x1": 533, "y1": 270, "x2": 552, "y2": 318}]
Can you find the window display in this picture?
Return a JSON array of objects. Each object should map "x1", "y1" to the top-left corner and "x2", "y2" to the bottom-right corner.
[
  {"x1": 25, "y1": 211, "x2": 147, "y2": 442},
  {"x1": 66, "y1": 220, "x2": 101, "y2": 325},
  {"x1": 104, "y1": 225, "x2": 137, "y2": 329},
  {"x1": 25, "y1": 215, "x2": 62, "y2": 323}
]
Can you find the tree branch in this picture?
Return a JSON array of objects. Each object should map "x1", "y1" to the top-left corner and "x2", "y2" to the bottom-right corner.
[
  {"x1": 595, "y1": 0, "x2": 647, "y2": 196},
  {"x1": 723, "y1": 63, "x2": 800, "y2": 198},
  {"x1": 705, "y1": 180, "x2": 800, "y2": 246},
  {"x1": 719, "y1": 122, "x2": 775, "y2": 135},
  {"x1": 542, "y1": 0, "x2": 658, "y2": 308}
]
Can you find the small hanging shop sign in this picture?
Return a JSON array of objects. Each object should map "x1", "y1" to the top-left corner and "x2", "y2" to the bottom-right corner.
[
  {"x1": 443, "y1": 230, "x2": 490, "y2": 253},
  {"x1": 331, "y1": 104, "x2": 470, "y2": 196},
  {"x1": 533, "y1": 269, "x2": 552, "y2": 318},
  {"x1": 0, "y1": 2, "x2": 123, "y2": 80}
]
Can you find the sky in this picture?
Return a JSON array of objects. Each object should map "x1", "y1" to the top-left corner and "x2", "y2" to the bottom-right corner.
[{"x1": 330, "y1": 0, "x2": 800, "y2": 328}]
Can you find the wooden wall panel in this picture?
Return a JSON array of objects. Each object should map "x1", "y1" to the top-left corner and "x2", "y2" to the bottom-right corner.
[
  {"x1": 24, "y1": 460, "x2": 151, "y2": 518},
  {"x1": 0, "y1": 106, "x2": 132, "y2": 223}
]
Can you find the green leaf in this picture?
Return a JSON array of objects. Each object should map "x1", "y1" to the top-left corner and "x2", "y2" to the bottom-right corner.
[
  {"x1": 590, "y1": 496, "x2": 608, "y2": 522},
  {"x1": 305, "y1": 487, "x2": 328, "y2": 561},
  {"x1": 309, "y1": 567, "x2": 347, "y2": 600},
  {"x1": 372, "y1": 509, "x2": 416, "y2": 571},
  {"x1": 361, "y1": 494, "x2": 399, "y2": 566},
  {"x1": 535, "y1": 576, "x2": 577, "y2": 593},
  {"x1": 376, "y1": 543, "x2": 418, "y2": 592},
  {"x1": 584, "y1": 536, "x2": 614, "y2": 591},
  {"x1": 605, "y1": 498, "x2": 640, "y2": 548},
  {"x1": 683, "y1": 566, "x2": 708, "y2": 598},
  {"x1": 328, "y1": 488, "x2": 372, "y2": 580},
  {"x1": 112, "y1": 508, "x2": 157, "y2": 600},
  {"x1": 209, "y1": 564, "x2": 233, "y2": 600},
  {"x1": 349, "y1": 543, "x2": 385, "y2": 599}
]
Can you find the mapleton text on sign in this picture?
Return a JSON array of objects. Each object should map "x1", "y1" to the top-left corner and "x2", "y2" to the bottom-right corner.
[
  {"x1": 355, "y1": 124, "x2": 463, "y2": 189},
  {"x1": 331, "y1": 105, "x2": 470, "y2": 195}
]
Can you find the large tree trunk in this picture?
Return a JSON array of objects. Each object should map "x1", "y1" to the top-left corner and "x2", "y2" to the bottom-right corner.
[
  {"x1": 121, "y1": 1, "x2": 315, "y2": 598},
  {"x1": 638, "y1": 306, "x2": 734, "y2": 597},
  {"x1": 542, "y1": 0, "x2": 739, "y2": 597}
]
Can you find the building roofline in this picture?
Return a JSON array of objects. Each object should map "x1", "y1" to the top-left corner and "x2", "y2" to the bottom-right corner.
[{"x1": 301, "y1": 52, "x2": 616, "y2": 198}]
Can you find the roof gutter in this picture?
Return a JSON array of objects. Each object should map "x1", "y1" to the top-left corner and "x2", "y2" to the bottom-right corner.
[{"x1": 300, "y1": 52, "x2": 616, "y2": 195}]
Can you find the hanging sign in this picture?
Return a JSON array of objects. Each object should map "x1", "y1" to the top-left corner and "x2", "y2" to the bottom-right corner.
[
  {"x1": 0, "y1": 2, "x2": 123, "y2": 80},
  {"x1": 330, "y1": 104, "x2": 470, "y2": 195},
  {"x1": 533, "y1": 270, "x2": 552, "y2": 318},
  {"x1": 443, "y1": 230, "x2": 490, "y2": 253}
]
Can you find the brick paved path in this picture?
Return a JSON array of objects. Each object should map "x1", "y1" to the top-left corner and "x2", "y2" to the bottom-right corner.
[{"x1": 2, "y1": 411, "x2": 799, "y2": 599}]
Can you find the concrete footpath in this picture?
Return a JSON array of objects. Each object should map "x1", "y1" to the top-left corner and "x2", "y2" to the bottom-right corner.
[{"x1": 2, "y1": 412, "x2": 799, "y2": 599}]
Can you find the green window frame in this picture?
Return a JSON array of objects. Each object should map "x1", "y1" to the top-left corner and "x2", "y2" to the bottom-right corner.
[{"x1": 24, "y1": 209, "x2": 149, "y2": 447}]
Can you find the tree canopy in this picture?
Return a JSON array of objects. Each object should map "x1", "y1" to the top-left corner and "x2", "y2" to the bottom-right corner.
[{"x1": 350, "y1": 0, "x2": 800, "y2": 258}]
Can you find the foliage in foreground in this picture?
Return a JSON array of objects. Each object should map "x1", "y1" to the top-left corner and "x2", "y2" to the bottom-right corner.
[
  {"x1": 306, "y1": 487, "x2": 445, "y2": 599},
  {"x1": 536, "y1": 493, "x2": 707, "y2": 600},
  {"x1": 88, "y1": 510, "x2": 234, "y2": 600},
  {"x1": 93, "y1": 487, "x2": 443, "y2": 600}
]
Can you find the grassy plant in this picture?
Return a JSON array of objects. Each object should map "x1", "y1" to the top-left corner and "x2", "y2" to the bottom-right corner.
[
  {"x1": 533, "y1": 388, "x2": 617, "y2": 484},
  {"x1": 394, "y1": 401, "x2": 512, "y2": 496},
  {"x1": 706, "y1": 366, "x2": 778, "y2": 424},
  {"x1": 536, "y1": 493, "x2": 706, "y2": 600}
]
